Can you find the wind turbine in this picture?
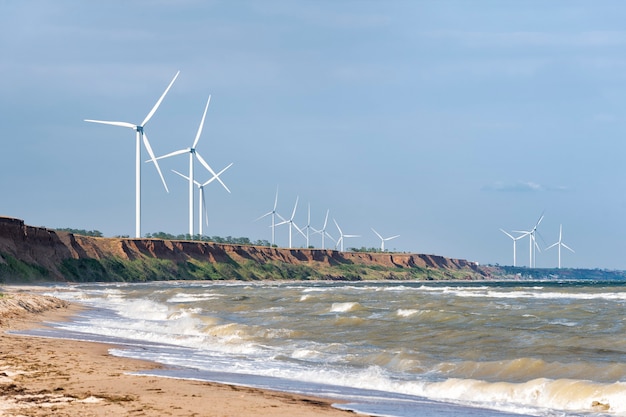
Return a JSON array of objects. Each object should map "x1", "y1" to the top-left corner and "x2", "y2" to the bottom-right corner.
[
  {"x1": 255, "y1": 187, "x2": 285, "y2": 246},
  {"x1": 301, "y1": 203, "x2": 314, "y2": 248},
  {"x1": 85, "y1": 70, "x2": 180, "y2": 238},
  {"x1": 275, "y1": 197, "x2": 306, "y2": 248},
  {"x1": 371, "y1": 228, "x2": 400, "y2": 252},
  {"x1": 172, "y1": 162, "x2": 233, "y2": 236},
  {"x1": 333, "y1": 219, "x2": 360, "y2": 252},
  {"x1": 513, "y1": 213, "x2": 544, "y2": 268},
  {"x1": 312, "y1": 209, "x2": 332, "y2": 249},
  {"x1": 499, "y1": 229, "x2": 524, "y2": 267},
  {"x1": 152, "y1": 95, "x2": 230, "y2": 238},
  {"x1": 546, "y1": 224, "x2": 574, "y2": 268}
]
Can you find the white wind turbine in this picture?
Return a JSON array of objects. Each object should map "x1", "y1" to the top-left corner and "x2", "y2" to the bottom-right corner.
[
  {"x1": 301, "y1": 203, "x2": 315, "y2": 248},
  {"x1": 499, "y1": 229, "x2": 524, "y2": 267},
  {"x1": 333, "y1": 219, "x2": 360, "y2": 252},
  {"x1": 153, "y1": 95, "x2": 230, "y2": 238},
  {"x1": 371, "y1": 228, "x2": 400, "y2": 252},
  {"x1": 172, "y1": 162, "x2": 233, "y2": 236},
  {"x1": 275, "y1": 197, "x2": 306, "y2": 248},
  {"x1": 255, "y1": 187, "x2": 285, "y2": 246},
  {"x1": 514, "y1": 213, "x2": 544, "y2": 268},
  {"x1": 312, "y1": 209, "x2": 333, "y2": 250},
  {"x1": 546, "y1": 224, "x2": 574, "y2": 268},
  {"x1": 85, "y1": 71, "x2": 180, "y2": 238}
]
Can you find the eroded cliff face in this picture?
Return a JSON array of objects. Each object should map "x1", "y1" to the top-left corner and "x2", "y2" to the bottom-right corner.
[{"x1": 0, "y1": 217, "x2": 487, "y2": 282}]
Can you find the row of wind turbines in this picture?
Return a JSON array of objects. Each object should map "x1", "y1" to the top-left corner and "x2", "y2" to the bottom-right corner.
[
  {"x1": 85, "y1": 71, "x2": 233, "y2": 239},
  {"x1": 84, "y1": 70, "x2": 398, "y2": 252},
  {"x1": 255, "y1": 188, "x2": 400, "y2": 252},
  {"x1": 500, "y1": 213, "x2": 574, "y2": 268}
]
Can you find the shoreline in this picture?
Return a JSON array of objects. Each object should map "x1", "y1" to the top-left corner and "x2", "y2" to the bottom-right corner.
[{"x1": 0, "y1": 288, "x2": 363, "y2": 416}]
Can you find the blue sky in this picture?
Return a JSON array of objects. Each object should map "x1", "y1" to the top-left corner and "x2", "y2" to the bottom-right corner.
[{"x1": 2, "y1": 1, "x2": 626, "y2": 269}]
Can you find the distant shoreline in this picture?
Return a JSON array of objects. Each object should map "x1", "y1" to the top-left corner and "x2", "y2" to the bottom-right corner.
[{"x1": 1, "y1": 216, "x2": 624, "y2": 283}]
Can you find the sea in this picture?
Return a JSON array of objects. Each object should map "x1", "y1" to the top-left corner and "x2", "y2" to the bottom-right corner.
[{"x1": 16, "y1": 279, "x2": 626, "y2": 417}]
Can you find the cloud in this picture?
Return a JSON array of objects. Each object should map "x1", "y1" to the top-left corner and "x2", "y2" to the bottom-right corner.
[{"x1": 482, "y1": 181, "x2": 569, "y2": 193}]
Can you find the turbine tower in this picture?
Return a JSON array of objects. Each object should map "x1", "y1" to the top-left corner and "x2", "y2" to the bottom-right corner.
[
  {"x1": 153, "y1": 96, "x2": 230, "y2": 238},
  {"x1": 499, "y1": 228, "x2": 524, "y2": 267},
  {"x1": 172, "y1": 162, "x2": 233, "y2": 236},
  {"x1": 546, "y1": 224, "x2": 574, "y2": 268},
  {"x1": 333, "y1": 219, "x2": 359, "y2": 252},
  {"x1": 85, "y1": 71, "x2": 180, "y2": 238},
  {"x1": 371, "y1": 228, "x2": 400, "y2": 252}
]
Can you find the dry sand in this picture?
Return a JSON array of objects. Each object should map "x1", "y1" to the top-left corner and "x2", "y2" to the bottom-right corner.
[{"x1": 0, "y1": 289, "x2": 362, "y2": 417}]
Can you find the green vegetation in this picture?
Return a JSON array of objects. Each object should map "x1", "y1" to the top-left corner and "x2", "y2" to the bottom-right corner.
[
  {"x1": 55, "y1": 228, "x2": 103, "y2": 237},
  {"x1": 144, "y1": 232, "x2": 270, "y2": 247},
  {"x1": 0, "y1": 252, "x2": 50, "y2": 282}
]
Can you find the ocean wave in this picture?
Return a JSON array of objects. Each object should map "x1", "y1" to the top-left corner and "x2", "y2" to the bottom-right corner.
[{"x1": 330, "y1": 302, "x2": 362, "y2": 313}]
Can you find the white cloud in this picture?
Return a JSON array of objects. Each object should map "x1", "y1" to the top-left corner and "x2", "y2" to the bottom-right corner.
[{"x1": 483, "y1": 181, "x2": 569, "y2": 193}]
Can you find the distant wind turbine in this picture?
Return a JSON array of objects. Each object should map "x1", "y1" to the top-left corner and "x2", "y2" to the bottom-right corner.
[
  {"x1": 312, "y1": 209, "x2": 332, "y2": 249},
  {"x1": 275, "y1": 197, "x2": 306, "y2": 248},
  {"x1": 371, "y1": 228, "x2": 400, "y2": 252},
  {"x1": 172, "y1": 162, "x2": 233, "y2": 236},
  {"x1": 301, "y1": 203, "x2": 314, "y2": 248},
  {"x1": 85, "y1": 70, "x2": 180, "y2": 238},
  {"x1": 499, "y1": 228, "x2": 524, "y2": 267},
  {"x1": 153, "y1": 95, "x2": 230, "y2": 238},
  {"x1": 514, "y1": 213, "x2": 544, "y2": 268},
  {"x1": 546, "y1": 224, "x2": 574, "y2": 268},
  {"x1": 255, "y1": 187, "x2": 285, "y2": 246},
  {"x1": 333, "y1": 219, "x2": 360, "y2": 252}
]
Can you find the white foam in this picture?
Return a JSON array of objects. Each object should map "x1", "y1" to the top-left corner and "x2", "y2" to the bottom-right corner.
[{"x1": 330, "y1": 302, "x2": 360, "y2": 313}]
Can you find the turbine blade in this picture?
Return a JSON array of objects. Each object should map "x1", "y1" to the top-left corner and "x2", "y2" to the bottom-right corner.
[
  {"x1": 562, "y1": 243, "x2": 575, "y2": 253},
  {"x1": 192, "y1": 95, "x2": 211, "y2": 149},
  {"x1": 293, "y1": 222, "x2": 306, "y2": 238},
  {"x1": 195, "y1": 152, "x2": 231, "y2": 193},
  {"x1": 255, "y1": 211, "x2": 273, "y2": 222},
  {"x1": 202, "y1": 190, "x2": 209, "y2": 226},
  {"x1": 500, "y1": 228, "x2": 515, "y2": 239},
  {"x1": 291, "y1": 197, "x2": 299, "y2": 220},
  {"x1": 386, "y1": 235, "x2": 400, "y2": 241},
  {"x1": 333, "y1": 218, "x2": 342, "y2": 235},
  {"x1": 276, "y1": 212, "x2": 287, "y2": 223},
  {"x1": 142, "y1": 132, "x2": 169, "y2": 192},
  {"x1": 85, "y1": 119, "x2": 136, "y2": 129},
  {"x1": 201, "y1": 162, "x2": 233, "y2": 187},
  {"x1": 152, "y1": 148, "x2": 189, "y2": 162},
  {"x1": 545, "y1": 242, "x2": 558, "y2": 250},
  {"x1": 323, "y1": 209, "x2": 329, "y2": 229},
  {"x1": 535, "y1": 213, "x2": 545, "y2": 229},
  {"x1": 371, "y1": 228, "x2": 383, "y2": 240},
  {"x1": 325, "y1": 232, "x2": 336, "y2": 243},
  {"x1": 171, "y1": 169, "x2": 190, "y2": 181},
  {"x1": 273, "y1": 186, "x2": 279, "y2": 211},
  {"x1": 142, "y1": 70, "x2": 180, "y2": 127}
]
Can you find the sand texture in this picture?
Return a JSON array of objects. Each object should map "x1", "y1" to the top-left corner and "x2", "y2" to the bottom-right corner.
[{"x1": 0, "y1": 290, "x2": 359, "y2": 416}]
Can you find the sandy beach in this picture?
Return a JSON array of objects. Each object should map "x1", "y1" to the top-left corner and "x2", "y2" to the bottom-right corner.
[{"x1": 0, "y1": 289, "x2": 360, "y2": 417}]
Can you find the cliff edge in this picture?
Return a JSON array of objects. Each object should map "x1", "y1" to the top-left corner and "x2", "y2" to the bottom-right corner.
[{"x1": 0, "y1": 217, "x2": 489, "y2": 282}]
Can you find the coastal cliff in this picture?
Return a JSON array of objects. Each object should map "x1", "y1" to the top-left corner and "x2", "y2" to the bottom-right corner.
[{"x1": 0, "y1": 217, "x2": 489, "y2": 282}]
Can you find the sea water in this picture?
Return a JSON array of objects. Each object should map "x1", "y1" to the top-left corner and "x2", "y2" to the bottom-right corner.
[{"x1": 19, "y1": 280, "x2": 626, "y2": 416}]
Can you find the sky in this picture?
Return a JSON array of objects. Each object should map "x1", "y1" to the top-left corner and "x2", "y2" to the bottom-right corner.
[{"x1": 2, "y1": 1, "x2": 626, "y2": 270}]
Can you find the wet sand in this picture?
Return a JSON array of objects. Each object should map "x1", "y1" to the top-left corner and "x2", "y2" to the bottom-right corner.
[{"x1": 0, "y1": 289, "x2": 360, "y2": 416}]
